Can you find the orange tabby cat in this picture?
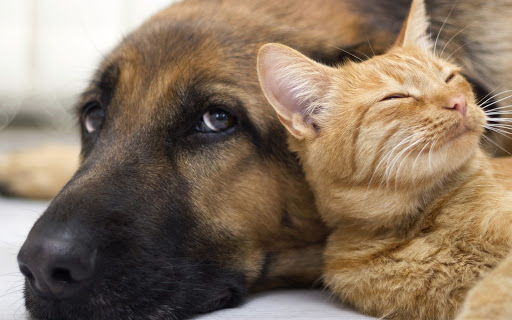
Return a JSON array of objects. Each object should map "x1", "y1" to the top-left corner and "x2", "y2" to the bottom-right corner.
[{"x1": 257, "y1": 0, "x2": 512, "y2": 319}]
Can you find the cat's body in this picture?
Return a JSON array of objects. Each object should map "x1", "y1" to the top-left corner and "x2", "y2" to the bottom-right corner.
[
  {"x1": 324, "y1": 148, "x2": 512, "y2": 319},
  {"x1": 257, "y1": 0, "x2": 512, "y2": 319}
]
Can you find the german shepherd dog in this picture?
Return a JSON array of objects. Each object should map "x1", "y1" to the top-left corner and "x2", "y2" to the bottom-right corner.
[{"x1": 3, "y1": 0, "x2": 512, "y2": 319}]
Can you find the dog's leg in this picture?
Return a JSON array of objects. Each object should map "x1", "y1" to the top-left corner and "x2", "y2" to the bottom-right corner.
[
  {"x1": 456, "y1": 252, "x2": 512, "y2": 320},
  {"x1": 0, "y1": 144, "x2": 79, "y2": 199}
]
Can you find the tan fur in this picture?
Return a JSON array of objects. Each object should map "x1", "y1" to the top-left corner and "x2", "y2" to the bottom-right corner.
[
  {"x1": 455, "y1": 155, "x2": 512, "y2": 320},
  {"x1": 0, "y1": 145, "x2": 79, "y2": 199},
  {"x1": 4, "y1": 0, "x2": 512, "y2": 200},
  {"x1": 10, "y1": 0, "x2": 373, "y2": 302},
  {"x1": 3, "y1": 0, "x2": 512, "y2": 317},
  {"x1": 0, "y1": 0, "x2": 512, "y2": 194},
  {"x1": 456, "y1": 249, "x2": 512, "y2": 320},
  {"x1": 258, "y1": 0, "x2": 512, "y2": 318}
]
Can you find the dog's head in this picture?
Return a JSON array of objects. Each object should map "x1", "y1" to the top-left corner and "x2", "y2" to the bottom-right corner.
[{"x1": 17, "y1": 1, "x2": 391, "y2": 319}]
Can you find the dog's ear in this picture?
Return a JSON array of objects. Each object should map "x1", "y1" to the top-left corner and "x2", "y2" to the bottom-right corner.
[
  {"x1": 395, "y1": 0, "x2": 432, "y2": 50},
  {"x1": 257, "y1": 43, "x2": 334, "y2": 140}
]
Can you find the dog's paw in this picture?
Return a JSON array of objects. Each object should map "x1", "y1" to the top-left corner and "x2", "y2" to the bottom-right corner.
[{"x1": 0, "y1": 144, "x2": 80, "y2": 199}]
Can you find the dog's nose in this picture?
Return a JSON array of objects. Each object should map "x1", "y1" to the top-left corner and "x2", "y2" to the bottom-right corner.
[{"x1": 17, "y1": 230, "x2": 96, "y2": 300}]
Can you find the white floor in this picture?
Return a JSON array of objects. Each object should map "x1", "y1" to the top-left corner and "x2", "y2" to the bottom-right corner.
[{"x1": 0, "y1": 197, "x2": 375, "y2": 320}]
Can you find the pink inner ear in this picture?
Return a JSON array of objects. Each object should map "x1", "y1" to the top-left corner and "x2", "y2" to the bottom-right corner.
[
  {"x1": 258, "y1": 43, "x2": 334, "y2": 138},
  {"x1": 259, "y1": 46, "x2": 323, "y2": 122},
  {"x1": 270, "y1": 74, "x2": 316, "y2": 120}
]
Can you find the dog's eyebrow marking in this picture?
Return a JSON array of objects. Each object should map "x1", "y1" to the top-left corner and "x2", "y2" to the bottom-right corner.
[
  {"x1": 95, "y1": 63, "x2": 120, "y2": 91},
  {"x1": 76, "y1": 63, "x2": 120, "y2": 115},
  {"x1": 94, "y1": 63, "x2": 120, "y2": 105}
]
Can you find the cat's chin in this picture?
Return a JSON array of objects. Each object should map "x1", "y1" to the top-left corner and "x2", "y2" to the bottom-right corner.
[
  {"x1": 444, "y1": 126, "x2": 471, "y2": 147},
  {"x1": 434, "y1": 128, "x2": 481, "y2": 169},
  {"x1": 436, "y1": 117, "x2": 483, "y2": 151}
]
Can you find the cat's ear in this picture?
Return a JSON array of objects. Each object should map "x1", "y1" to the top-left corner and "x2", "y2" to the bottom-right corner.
[
  {"x1": 395, "y1": 0, "x2": 432, "y2": 49},
  {"x1": 257, "y1": 43, "x2": 334, "y2": 139}
]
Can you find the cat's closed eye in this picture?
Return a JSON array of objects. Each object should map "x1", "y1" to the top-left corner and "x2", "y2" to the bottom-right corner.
[
  {"x1": 380, "y1": 94, "x2": 408, "y2": 101},
  {"x1": 445, "y1": 72, "x2": 457, "y2": 83}
]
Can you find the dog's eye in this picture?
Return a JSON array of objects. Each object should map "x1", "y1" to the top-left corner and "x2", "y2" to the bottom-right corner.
[
  {"x1": 196, "y1": 108, "x2": 236, "y2": 133},
  {"x1": 83, "y1": 102, "x2": 104, "y2": 133}
]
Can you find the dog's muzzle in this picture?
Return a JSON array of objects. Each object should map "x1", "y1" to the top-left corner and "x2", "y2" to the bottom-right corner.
[{"x1": 18, "y1": 224, "x2": 97, "y2": 301}]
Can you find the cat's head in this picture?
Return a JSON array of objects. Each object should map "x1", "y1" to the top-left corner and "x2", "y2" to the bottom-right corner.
[{"x1": 257, "y1": 0, "x2": 487, "y2": 189}]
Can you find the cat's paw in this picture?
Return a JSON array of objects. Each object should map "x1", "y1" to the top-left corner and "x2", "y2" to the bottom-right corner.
[
  {"x1": 455, "y1": 277, "x2": 512, "y2": 320},
  {"x1": 0, "y1": 145, "x2": 79, "y2": 199}
]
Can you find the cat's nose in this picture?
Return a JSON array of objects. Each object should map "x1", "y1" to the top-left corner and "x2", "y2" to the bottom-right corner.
[{"x1": 445, "y1": 94, "x2": 467, "y2": 117}]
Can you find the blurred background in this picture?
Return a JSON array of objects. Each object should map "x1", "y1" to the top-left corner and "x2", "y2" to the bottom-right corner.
[{"x1": 0, "y1": 0, "x2": 177, "y2": 151}]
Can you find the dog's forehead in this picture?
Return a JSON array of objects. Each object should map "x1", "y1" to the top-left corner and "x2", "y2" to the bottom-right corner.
[{"x1": 92, "y1": 21, "x2": 272, "y2": 137}]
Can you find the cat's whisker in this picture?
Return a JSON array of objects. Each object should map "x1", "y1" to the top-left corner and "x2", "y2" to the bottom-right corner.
[
  {"x1": 485, "y1": 127, "x2": 512, "y2": 138},
  {"x1": 484, "y1": 112, "x2": 512, "y2": 117},
  {"x1": 477, "y1": 88, "x2": 510, "y2": 106},
  {"x1": 357, "y1": 51, "x2": 372, "y2": 61},
  {"x1": 422, "y1": 32, "x2": 433, "y2": 61},
  {"x1": 324, "y1": 43, "x2": 364, "y2": 62},
  {"x1": 428, "y1": 138, "x2": 438, "y2": 171},
  {"x1": 364, "y1": 29, "x2": 376, "y2": 57},
  {"x1": 383, "y1": 135, "x2": 417, "y2": 188},
  {"x1": 412, "y1": 140, "x2": 431, "y2": 171},
  {"x1": 439, "y1": 21, "x2": 477, "y2": 58},
  {"x1": 480, "y1": 134, "x2": 511, "y2": 156},
  {"x1": 365, "y1": 141, "x2": 397, "y2": 196},
  {"x1": 483, "y1": 110, "x2": 512, "y2": 117},
  {"x1": 323, "y1": 43, "x2": 384, "y2": 75},
  {"x1": 380, "y1": 141, "x2": 414, "y2": 189},
  {"x1": 395, "y1": 138, "x2": 424, "y2": 191},
  {"x1": 485, "y1": 124, "x2": 512, "y2": 133},
  {"x1": 446, "y1": 40, "x2": 477, "y2": 62},
  {"x1": 480, "y1": 94, "x2": 512, "y2": 110},
  {"x1": 433, "y1": 0, "x2": 457, "y2": 57},
  {"x1": 489, "y1": 118, "x2": 512, "y2": 124},
  {"x1": 477, "y1": 86, "x2": 501, "y2": 105},
  {"x1": 386, "y1": 134, "x2": 423, "y2": 189},
  {"x1": 486, "y1": 123, "x2": 512, "y2": 129},
  {"x1": 479, "y1": 135, "x2": 491, "y2": 151},
  {"x1": 371, "y1": 133, "x2": 417, "y2": 191},
  {"x1": 485, "y1": 126, "x2": 512, "y2": 141},
  {"x1": 483, "y1": 104, "x2": 512, "y2": 113},
  {"x1": 486, "y1": 129, "x2": 512, "y2": 137}
]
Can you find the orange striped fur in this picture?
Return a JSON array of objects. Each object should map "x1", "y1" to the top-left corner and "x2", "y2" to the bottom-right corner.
[{"x1": 258, "y1": 0, "x2": 512, "y2": 319}]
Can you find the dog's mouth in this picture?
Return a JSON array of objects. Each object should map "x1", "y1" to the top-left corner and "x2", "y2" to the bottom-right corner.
[
  {"x1": 196, "y1": 287, "x2": 244, "y2": 314},
  {"x1": 18, "y1": 206, "x2": 248, "y2": 320},
  {"x1": 22, "y1": 258, "x2": 247, "y2": 320}
]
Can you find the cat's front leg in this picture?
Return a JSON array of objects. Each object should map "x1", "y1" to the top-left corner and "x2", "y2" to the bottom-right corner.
[
  {"x1": 324, "y1": 229, "x2": 469, "y2": 320},
  {"x1": 456, "y1": 252, "x2": 512, "y2": 320}
]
